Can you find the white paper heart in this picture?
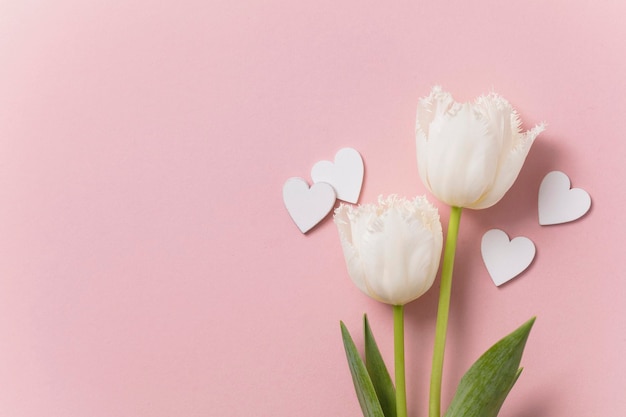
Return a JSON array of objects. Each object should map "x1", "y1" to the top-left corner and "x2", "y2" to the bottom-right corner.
[
  {"x1": 481, "y1": 229, "x2": 536, "y2": 286},
  {"x1": 283, "y1": 177, "x2": 336, "y2": 233},
  {"x1": 311, "y1": 147, "x2": 364, "y2": 204},
  {"x1": 538, "y1": 171, "x2": 591, "y2": 226}
]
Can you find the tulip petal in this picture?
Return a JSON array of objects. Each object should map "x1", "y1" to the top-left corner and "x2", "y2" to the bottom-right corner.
[
  {"x1": 426, "y1": 102, "x2": 500, "y2": 207},
  {"x1": 416, "y1": 86, "x2": 455, "y2": 192},
  {"x1": 471, "y1": 122, "x2": 545, "y2": 209},
  {"x1": 334, "y1": 205, "x2": 370, "y2": 298}
]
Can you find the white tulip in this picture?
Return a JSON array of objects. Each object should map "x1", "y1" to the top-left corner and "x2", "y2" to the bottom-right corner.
[
  {"x1": 334, "y1": 195, "x2": 443, "y2": 306},
  {"x1": 416, "y1": 86, "x2": 545, "y2": 209}
]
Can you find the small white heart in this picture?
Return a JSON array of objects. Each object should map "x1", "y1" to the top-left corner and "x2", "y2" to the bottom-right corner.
[
  {"x1": 538, "y1": 171, "x2": 591, "y2": 226},
  {"x1": 481, "y1": 229, "x2": 536, "y2": 286},
  {"x1": 283, "y1": 177, "x2": 336, "y2": 233},
  {"x1": 311, "y1": 148, "x2": 364, "y2": 204}
]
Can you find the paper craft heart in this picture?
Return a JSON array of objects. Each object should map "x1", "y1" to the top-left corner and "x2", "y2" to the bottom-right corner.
[
  {"x1": 538, "y1": 171, "x2": 591, "y2": 225},
  {"x1": 481, "y1": 229, "x2": 536, "y2": 286},
  {"x1": 283, "y1": 177, "x2": 336, "y2": 233},
  {"x1": 311, "y1": 147, "x2": 364, "y2": 204}
]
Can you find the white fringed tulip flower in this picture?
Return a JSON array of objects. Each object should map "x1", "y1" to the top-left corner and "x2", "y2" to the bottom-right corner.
[
  {"x1": 334, "y1": 195, "x2": 443, "y2": 306},
  {"x1": 415, "y1": 86, "x2": 545, "y2": 209}
]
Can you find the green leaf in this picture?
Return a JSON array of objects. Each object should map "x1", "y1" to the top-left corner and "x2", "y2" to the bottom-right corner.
[
  {"x1": 364, "y1": 315, "x2": 397, "y2": 417},
  {"x1": 340, "y1": 321, "x2": 385, "y2": 417},
  {"x1": 444, "y1": 317, "x2": 536, "y2": 417}
]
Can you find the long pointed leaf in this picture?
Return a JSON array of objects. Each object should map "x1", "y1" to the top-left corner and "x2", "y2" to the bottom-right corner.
[
  {"x1": 364, "y1": 315, "x2": 397, "y2": 417},
  {"x1": 444, "y1": 317, "x2": 535, "y2": 417},
  {"x1": 340, "y1": 321, "x2": 385, "y2": 417}
]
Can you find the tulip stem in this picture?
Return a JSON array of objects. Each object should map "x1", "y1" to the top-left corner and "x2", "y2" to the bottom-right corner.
[
  {"x1": 429, "y1": 206, "x2": 462, "y2": 417},
  {"x1": 393, "y1": 304, "x2": 407, "y2": 417}
]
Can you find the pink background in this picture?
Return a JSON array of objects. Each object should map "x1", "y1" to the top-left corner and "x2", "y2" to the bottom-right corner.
[{"x1": 1, "y1": 1, "x2": 625, "y2": 416}]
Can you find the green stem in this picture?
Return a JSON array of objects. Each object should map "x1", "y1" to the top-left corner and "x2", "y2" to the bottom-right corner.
[
  {"x1": 393, "y1": 304, "x2": 407, "y2": 417},
  {"x1": 429, "y1": 206, "x2": 462, "y2": 417}
]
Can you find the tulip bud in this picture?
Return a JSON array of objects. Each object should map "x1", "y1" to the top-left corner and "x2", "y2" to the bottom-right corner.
[
  {"x1": 334, "y1": 195, "x2": 443, "y2": 306},
  {"x1": 415, "y1": 86, "x2": 545, "y2": 209}
]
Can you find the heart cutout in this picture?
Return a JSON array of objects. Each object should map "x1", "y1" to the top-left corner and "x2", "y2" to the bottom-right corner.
[
  {"x1": 481, "y1": 229, "x2": 536, "y2": 286},
  {"x1": 538, "y1": 171, "x2": 591, "y2": 225},
  {"x1": 283, "y1": 177, "x2": 336, "y2": 233},
  {"x1": 311, "y1": 148, "x2": 364, "y2": 204}
]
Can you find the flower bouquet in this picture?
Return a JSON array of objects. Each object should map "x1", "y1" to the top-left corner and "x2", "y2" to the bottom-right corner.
[{"x1": 335, "y1": 87, "x2": 545, "y2": 417}]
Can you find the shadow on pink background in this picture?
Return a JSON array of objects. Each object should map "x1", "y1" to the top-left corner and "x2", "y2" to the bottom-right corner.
[{"x1": 1, "y1": 1, "x2": 624, "y2": 416}]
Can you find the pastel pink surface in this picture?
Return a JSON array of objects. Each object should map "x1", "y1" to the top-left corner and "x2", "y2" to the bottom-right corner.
[{"x1": 1, "y1": 1, "x2": 624, "y2": 416}]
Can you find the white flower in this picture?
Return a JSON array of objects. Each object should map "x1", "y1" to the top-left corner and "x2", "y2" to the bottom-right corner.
[
  {"x1": 415, "y1": 86, "x2": 545, "y2": 209},
  {"x1": 334, "y1": 195, "x2": 443, "y2": 306}
]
